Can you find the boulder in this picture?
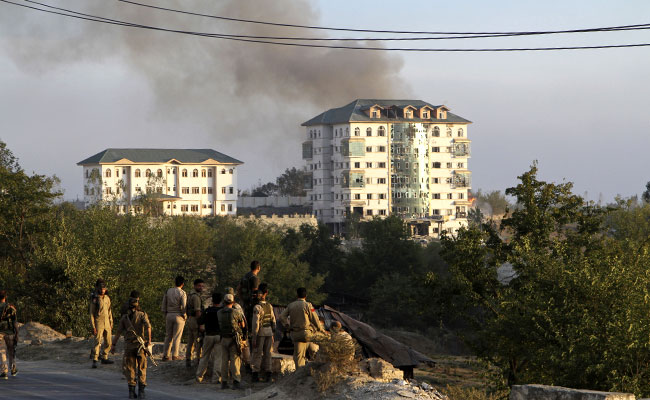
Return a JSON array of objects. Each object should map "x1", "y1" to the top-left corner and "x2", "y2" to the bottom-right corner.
[
  {"x1": 272, "y1": 353, "x2": 295, "y2": 374},
  {"x1": 359, "y1": 358, "x2": 404, "y2": 382},
  {"x1": 510, "y1": 385, "x2": 635, "y2": 400}
]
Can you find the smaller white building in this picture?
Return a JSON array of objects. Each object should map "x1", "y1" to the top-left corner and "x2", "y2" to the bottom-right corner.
[{"x1": 77, "y1": 148, "x2": 243, "y2": 216}]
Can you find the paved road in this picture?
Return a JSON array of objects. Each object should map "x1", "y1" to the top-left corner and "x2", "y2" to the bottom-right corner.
[{"x1": 0, "y1": 361, "x2": 240, "y2": 399}]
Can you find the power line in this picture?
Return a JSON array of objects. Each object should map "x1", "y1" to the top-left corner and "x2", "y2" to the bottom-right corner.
[
  {"x1": 118, "y1": 0, "x2": 650, "y2": 37},
  {"x1": 20, "y1": 0, "x2": 650, "y2": 42},
  {"x1": 3, "y1": 0, "x2": 650, "y2": 52}
]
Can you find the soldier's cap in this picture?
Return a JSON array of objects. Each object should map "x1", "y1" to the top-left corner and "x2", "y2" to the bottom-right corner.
[
  {"x1": 95, "y1": 279, "x2": 106, "y2": 288},
  {"x1": 224, "y1": 287, "x2": 235, "y2": 295},
  {"x1": 223, "y1": 294, "x2": 235, "y2": 304},
  {"x1": 128, "y1": 297, "x2": 139, "y2": 307}
]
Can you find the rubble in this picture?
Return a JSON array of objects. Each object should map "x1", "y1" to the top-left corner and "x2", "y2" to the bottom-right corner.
[{"x1": 17, "y1": 322, "x2": 66, "y2": 343}]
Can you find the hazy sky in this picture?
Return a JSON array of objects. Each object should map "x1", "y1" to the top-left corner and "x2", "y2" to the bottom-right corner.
[{"x1": 1, "y1": 0, "x2": 648, "y2": 202}]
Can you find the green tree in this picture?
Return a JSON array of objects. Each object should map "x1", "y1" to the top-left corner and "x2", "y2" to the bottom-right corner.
[
  {"x1": 441, "y1": 163, "x2": 650, "y2": 396},
  {"x1": 276, "y1": 167, "x2": 307, "y2": 196}
]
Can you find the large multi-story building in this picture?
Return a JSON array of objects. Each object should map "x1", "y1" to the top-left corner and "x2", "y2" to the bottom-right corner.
[
  {"x1": 77, "y1": 148, "x2": 243, "y2": 216},
  {"x1": 302, "y1": 99, "x2": 472, "y2": 237}
]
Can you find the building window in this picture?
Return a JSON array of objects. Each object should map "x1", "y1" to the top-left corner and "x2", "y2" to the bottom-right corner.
[
  {"x1": 354, "y1": 162, "x2": 361, "y2": 168},
  {"x1": 115, "y1": 169, "x2": 119, "y2": 178},
  {"x1": 172, "y1": 167, "x2": 176, "y2": 174},
  {"x1": 202, "y1": 187, "x2": 207, "y2": 194},
  {"x1": 366, "y1": 127, "x2": 372, "y2": 137},
  {"x1": 145, "y1": 169, "x2": 152, "y2": 177},
  {"x1": 379, "y1": 193, "x2": 386, "y2": 199},
  {"x1": 105, "y1": 169, "x2": 111, "y2": 178},
  {"x1": 181, "y1": 205, "x2": 188, "y2": 212},
  {"x1": 433, "y1": 193, "x2": 441, "y2": 199},
  {"x1": 192, "y1": 187, "x2": 200, "y2": 194},
  {"x1": 378, "y1": 178, "x2": 386, "y2": 184},
  {"x1": 135, "y1": 187, "x2": 141, "y2": 193},
  {"x1": 208, "y1": 169, "x2": 213, "y2": 177},
  {"x1": 192, "y1": 169, "x2": 199, "y2": 177},
  {"x1": 228, "y1": 204, "x2": 233, "y2": 211},
  {"x1": 458, "y1": 128, "x2": 464, "y2": 137},
  {"x1": 446, "y1": 162, "x2": 453, "y2": 168},
  {"x1": 379, "y1": 209, "x2": 387, "y2": 216},
  {"x1": 191, "y1": 205, "x2": 199, "y2": 212},
  {"x1": 354, "y1": 127, "x2": 360, "y2": 136},
  {"x1": 229, "y1": 169, "x2": 233, "y2": 174},
  {"x1": 221, "y1": 204, "x2": 226, "y2": 212},
  {"x1": 354, "y1": 194, "x2": 361, "y2": 200},
  {"x1": 222, "y1": 187, "x2": 226, "y2": 194},
  {"x1": 229, "y1": 187, "x2": 234, "y2": 194},
  {"x1": 433, "y1": 127, "x2": 440, "y2": 137},
  {"x1": 182, "y1": 169, "x2": 188, "y2": 177},
  {"x1": 366, "y1": 146, "x2": 373, "y2": 153},
  {"x1": 433, "y1": 178, "x2": 440, "y2": 184},
  {"x1": 157, "y1": 169, "x2": 163, "y2": 177},
  {"x1": 422, "y1": 111, "x2": 429, "y2": 119},
  {"x1": 367, "y1": 209, "x2": 373, "y2": 216},
  {"x1": 405, "y1": 110, "x2": 413, "y2": 118},
  {"x1": 182, "y1": 187, "x2": 189, "y2": 194},
  {"x1": 457, "y1": 163, "x2": 465, "y2": 168},
  {"x1": 201, "y1": 169, "x2": 206, "y2": 177},
  {"x1": 367, "y1": 194, "x2": 373, "y2": 199},
  {"x1": 105, "y1": 187, "x2": 112, "y2": 195},
  {"x1": 221, "y1": 168, "x2": 226, "y2": 174},
  {"x1": 378, "y1": 126, "x2": 385, "y2": 137},
  {"x1": 207, "y1": 187, "x2": 213, "y2": 194},
  {"x1": 432, "y1": 147, "x2": 440, "y2": 152},
  {"x1": 372, "y1": 111, "x2": 379, "y2": 118},
  {"x1": 447, "y1": 193, "x2": 453, "y2": 199},
  {"x1": 459, "y1": 193, "x2": 465, "y2": 199},
  {"x1": 366, "y1": 162, "x2": 373, "y2": 168},
  {"x1": 447, "y1": 127, "x2": 452, "y2": 137},
  {"x1": 432, "y1": 162, "x2": 441, "y2": 168}
]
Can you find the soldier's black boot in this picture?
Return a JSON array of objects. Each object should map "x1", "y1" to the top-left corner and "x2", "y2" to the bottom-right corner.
[
  {"x1": 251, "y1": 371, "x2": 259, "y2": 382},
  {"x1": 232, "y1": 380, "x2": 241, "y2": 390},
  {"x1": 185, "y1": 359, "x2": 191, "y2": 368},
  {"x1": 100, "y1": 358, "x2": 114, "y2": 365},
  {"x1": 92, "y1": 360, "x2": 98, "y2": 369},
  {"x1": 138, "y1": 383, "x2": 146, "y2": 399},
  {"x1": 128, "y1": 385, "x2": 137, "y2": 399},
  {"x1": 11, "y1": 364, "x2": 17, "y2": 376}
]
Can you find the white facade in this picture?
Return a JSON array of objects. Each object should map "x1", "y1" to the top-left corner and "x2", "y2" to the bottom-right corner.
[
  {"x1": 79, "y1": 150, "x2": 242, "y2": 216},
  {"x1": 303, "y1": 100, "x2": 472, "y2": 237}
]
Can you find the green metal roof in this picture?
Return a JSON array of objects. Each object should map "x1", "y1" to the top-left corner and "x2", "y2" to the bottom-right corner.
[
  {"x1": 302, "y1": 99, "x2": 472, "y2": 126},
  {"x1": 77, "y1": 148, "x2": 243, "y2": 166}
]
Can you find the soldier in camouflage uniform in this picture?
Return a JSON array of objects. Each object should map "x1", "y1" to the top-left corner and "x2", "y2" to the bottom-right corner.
[
  {"x1": 0, "y1": 290, "x2": 18, "y2": 379},
  {"x1": 250, "y1": 283, "x2": 275, "y2": 382},
  {"x1": 218, "y1": 294, "x2": 245, "y2": 390},
  {"x1": 112, "y1": 297, "x2": 152, "y2": 399},
  {"x1": 89, "y1": 279, "x2": 114, "y2": 368}
]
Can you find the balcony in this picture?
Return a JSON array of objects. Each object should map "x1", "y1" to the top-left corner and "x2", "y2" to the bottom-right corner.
[
  {"x1": 342, "y1": 139, "x2": 365, "y2": 157},
  {"x1": 456, "y1": 212, "x2": 468, "y2": 219},
  {"x1": 302, "y1": 141, "x2": 313, "y2": 159},
  {"x1": 452, "y1": 172, "x2": 471, "y2": 188},
  {"x1": 342, "y1": 171, "x2": 365, "y2": 188},
  {"x1": 453, "y1": 142, "x2": 471, "y2": 157},
  {"x1": 303, "y1": 172, "x2": 313, "y2": 189}
]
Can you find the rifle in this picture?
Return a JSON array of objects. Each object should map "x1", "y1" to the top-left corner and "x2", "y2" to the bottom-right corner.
[{"x1": 125, "y1": 315, "x2": 157, "y2": 367}]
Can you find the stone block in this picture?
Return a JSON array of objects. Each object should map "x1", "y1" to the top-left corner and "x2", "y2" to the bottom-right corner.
[
  {"x1": 272, "y1": 353, "x2": 295, "y2": 374},
  {"x1": 359, "y1": 358, "x2": 404, "y2": 382},
  {"x1": 509, "y1": 385, "x2": 635, "y2": 400}
]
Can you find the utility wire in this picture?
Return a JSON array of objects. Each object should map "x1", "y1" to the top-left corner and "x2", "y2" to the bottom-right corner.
[
  {"x1": 4, "y1": 0, "x2": 650, "y2": 52},
  {"x1": 21, "y1": 0, "x2": 650, "y2": 42},
  {"x1": 118, "y1": 0, "x2": 650, "y2": 37}
]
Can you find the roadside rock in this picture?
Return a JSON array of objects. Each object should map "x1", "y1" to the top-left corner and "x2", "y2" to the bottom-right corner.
[
  {"x1": 359, "y1": 358, "x2": 404, "y2": 382},
  {"x1": 18, "y1": 322, "x2": 66, "y2": 342}
]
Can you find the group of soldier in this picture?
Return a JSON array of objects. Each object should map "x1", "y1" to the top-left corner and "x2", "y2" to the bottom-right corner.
[{"x1": 84, "y1": 260, "x2": 331, "y2": 398}]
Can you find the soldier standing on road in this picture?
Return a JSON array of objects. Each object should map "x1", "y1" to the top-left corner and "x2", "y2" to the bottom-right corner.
[
  {"x1": 195, "y1": 292, "x2": 223, "y2": 384},
  {"x1": 250, "y1": 283, "x2": 275, "y2": 383},
  {"x1": 186, "y1": 279, "x2": 205, "y2": 368},
  {"x1": 112, "y1": 297, "x2": 152, "y2": 399},
  {"x1": 280, "y1": 287, "x2": 325, "y2": 368},
  {"x1": 0, "y1": 290, "x2": 18, "y2": 379},
  {"x1": 226, "y1": 286, "x2": 250, "y2": 367},
  {"x1": 89, "y1": 279, "x2": 114, "y2": 368},
  {"x1": 218, "y1": 293, "x2": 245, "y2": 390},
  {"x1": 161, "y1": 276, "x2": 187, "y2": 361}
]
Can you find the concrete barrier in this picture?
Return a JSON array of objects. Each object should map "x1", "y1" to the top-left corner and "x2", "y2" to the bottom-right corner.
[{"x1": 510, "y1": 385, "x2": 635, "y2": 400}]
